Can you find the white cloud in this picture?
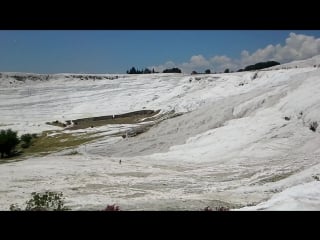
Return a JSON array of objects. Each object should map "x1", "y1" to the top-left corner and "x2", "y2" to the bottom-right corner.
[
  {"x1": 210, "y1": 55, "x2": 231, "y2": 64},
  {"x1": 240, "y1": 32, "x2": 320, "y2": 68},
  {"x1": 150, "y1": 32, "x2": 320, "y2": 73},
  {"x1": 180, "y1": 55, "x2": 211, "y2": 73},
  {"x1": 209, "y1": 55, "x2": 239, "y2": 72},
  {"x1": 189, "y1": 55, "x2": 210, "y2": 66}
]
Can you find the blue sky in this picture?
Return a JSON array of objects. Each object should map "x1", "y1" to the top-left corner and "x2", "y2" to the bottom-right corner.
[{"x1": 1, "y1": 30, "x2": 320, "y2": 74}]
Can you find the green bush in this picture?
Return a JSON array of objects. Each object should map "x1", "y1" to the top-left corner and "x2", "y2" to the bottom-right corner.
[
  {"x1": 21, "y1": 133, "x2": 32, "y2": 144},
  {"x1": 309, "y1": 121, "x2": 318, "y2": 132},
  {"x1": 9, "y1": 204, "x2": 22, "y2": 211},
  {"x1": 0, "y1": 129, "x2": 20, "y2": 158},
  {"x1": 25, "y1": 191, "x2": 70, "y2": 211},
  {"x1": 20, "y1": 133, "x2": 33, "y2": 148},
  {"x1": 10, "y1": 191, "x2": 70, "y2": 211},
  {"x1": 103, "y1": 204, "x2": 120, "y2": 211}
]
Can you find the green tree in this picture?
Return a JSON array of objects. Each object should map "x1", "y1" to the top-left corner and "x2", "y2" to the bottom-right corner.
[
  {"x1": 163, "y1": 68, "x2": 182, "y2": 73},
  {"x1": 127, "y1": 67, "x2": 137, "y2": 74},
  {"x1": 205, "y1": 69, "x2": 211, "y2": 74},
  {"x1": 144, "y1": 68, "x2": 151, "y2": 74},
  {"x1": 244, "y1": 61, "x2": 280, "y2": 71},
  {"x1": 0, "y1": 129, "x2": 20, "y2": 158}
]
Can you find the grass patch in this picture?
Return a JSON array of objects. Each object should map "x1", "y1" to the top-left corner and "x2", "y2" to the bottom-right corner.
[
  {"x1": 20, "y1": 131, "x2": 101, "y2": 157},
  {"x1": 45, "y1": 110, "x2": 162, "y2": 131},
  {"x1": 69, "y1": 116, "x2": 144, "y2": 130},
  {"x1": 69, "y1": 110, "x2": 160, "y2": 130}
]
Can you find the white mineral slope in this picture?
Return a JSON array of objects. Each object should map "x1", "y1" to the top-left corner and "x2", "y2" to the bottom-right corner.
[
  {"x1": 1, "y1": 57, "x2": 320, "y2": 210},
  {"x1": 238, "y1": 162, "x2": 320, "y2": 210}
]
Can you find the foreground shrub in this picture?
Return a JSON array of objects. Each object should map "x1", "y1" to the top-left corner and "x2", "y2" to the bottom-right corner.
[
  {"x1": 10, "y1": 191, "x2": 70, "y2": 211},
  {"x1": 103, "y1": 204, "x2": 120, "y2": 211},
  {"x1": 9, "y1": 204, "x2": 22, "y2": 211},
  {"x1": 215, "y1": 206, "x2": 230, "y2": 211},
  {"x1": 25, "y1": 191, "x2": 70, "y2": 211},
  {"x1": 203, "y1": 206, "x2": 230, "y2": 211}
]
